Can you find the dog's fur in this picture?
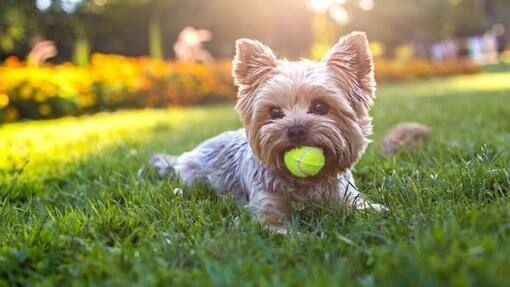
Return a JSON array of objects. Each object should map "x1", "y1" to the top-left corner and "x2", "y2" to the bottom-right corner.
[{"x1": 150, "y1": 32, "x2": 384, "y2": 231}]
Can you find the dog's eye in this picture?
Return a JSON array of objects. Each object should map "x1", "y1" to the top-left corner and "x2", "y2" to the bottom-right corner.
[
  {"x1": 309, "y1": 100, "x2": 329, "y2": 115},
  {"x1": 269, "y1": 107, "x2": 284, "y2": 119}
]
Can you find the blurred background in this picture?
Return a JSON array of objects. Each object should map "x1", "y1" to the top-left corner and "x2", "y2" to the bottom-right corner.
[{"x1": 0, "y1": 0, "x2": 509, "y2": 122}]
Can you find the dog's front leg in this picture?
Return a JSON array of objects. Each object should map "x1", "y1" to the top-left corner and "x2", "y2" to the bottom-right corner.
[
  {"x1": 247, "y1": 189, "x2": 292, "y2": 233},
  {"x1": 351, "y1": 197, "x2": 386, "y2": 212},
  {"x1": 338, "y1": 172, "x2": 386, "y2": 212}
]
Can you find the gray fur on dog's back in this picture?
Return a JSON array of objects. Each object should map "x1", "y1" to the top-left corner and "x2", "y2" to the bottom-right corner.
[{"x1": 173, "y1": 129, "x2": 249, "y2": 203}]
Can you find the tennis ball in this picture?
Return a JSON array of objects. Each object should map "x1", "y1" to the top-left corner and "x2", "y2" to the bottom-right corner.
[{"x1": 284, "y1": 146, "x2": 325, "y2": 178}]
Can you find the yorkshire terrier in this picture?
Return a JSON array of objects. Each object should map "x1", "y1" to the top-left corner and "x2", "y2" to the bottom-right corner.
[{"x1": 151, "y1": 32, "x2": 384, "y2": 232}]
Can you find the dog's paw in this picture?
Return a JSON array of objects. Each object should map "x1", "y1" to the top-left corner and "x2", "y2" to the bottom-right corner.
[
  {"x1": 266, "y1": 224, "x2": 289, "y2": 235},
  {"x1": 149, "y1": 153, "x2": 176, "y2": 178},
  {"x1": 366, "y1": 203, "x2": 387, "y2": 213},
  {"x1": 355, "y1": 201, "x2": 388, "y2": 213}
]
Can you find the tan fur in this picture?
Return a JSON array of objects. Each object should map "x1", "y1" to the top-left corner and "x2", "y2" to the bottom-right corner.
[{"x1": 234, "y1": 32, "x2": 375, "y2": 182}]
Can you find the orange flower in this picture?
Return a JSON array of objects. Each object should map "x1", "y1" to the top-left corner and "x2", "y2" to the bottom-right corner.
[{"x1": 4, "y1": 56, "x2": 24, "y2": 67}]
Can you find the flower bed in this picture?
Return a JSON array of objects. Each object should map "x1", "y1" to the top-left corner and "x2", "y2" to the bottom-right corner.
[
  {"x1": 0, "y1": 54, "x2": 480, "y2": 122},
  {"x1": 374, "y1": 59, "x2": 480, "y2": 82},
  {"x1": 0, "y1": 54, "x2": 235, "y2": 122}
]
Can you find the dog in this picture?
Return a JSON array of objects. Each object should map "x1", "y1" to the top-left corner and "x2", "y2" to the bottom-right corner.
[{"x1": 150, "y1": 32, "x2": 384, "y2": 232}]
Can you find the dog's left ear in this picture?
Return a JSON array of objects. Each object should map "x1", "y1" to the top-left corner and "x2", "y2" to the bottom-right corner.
[
  {"x1": 322, "y1": 32, "x2": 375, "y2": 118},
  {"x1": 232, "y1": 38, "x2": 277, "y2": 87}
]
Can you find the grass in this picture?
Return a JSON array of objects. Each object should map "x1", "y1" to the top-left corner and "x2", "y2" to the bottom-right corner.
[{"x1": 1, "y1": 70, "x2": 510, "y2": 286}]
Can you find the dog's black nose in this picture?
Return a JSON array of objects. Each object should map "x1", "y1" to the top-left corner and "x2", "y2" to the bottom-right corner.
[{"x1": 287, "y1": 125, "x2": 308, "y2": 143}]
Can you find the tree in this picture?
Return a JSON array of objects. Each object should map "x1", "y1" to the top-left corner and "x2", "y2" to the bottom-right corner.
[
  {"x1": 342, "y1": 0, "x2": 509, "y2": 51},
  {"x1": 0, "y1": 0, "x2": 38, "y2": 59}
]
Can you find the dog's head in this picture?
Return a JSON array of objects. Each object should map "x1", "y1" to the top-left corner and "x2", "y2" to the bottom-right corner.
[{"x1": 232, "y1": 32, "x2": 376, "y2": 179}]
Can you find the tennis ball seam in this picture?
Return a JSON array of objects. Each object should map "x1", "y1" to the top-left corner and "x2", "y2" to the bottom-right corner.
[
  {"x1": 284, "y1": 146, "x2": 325, "y2": 178},
  {"x1": 296, "y1": 147, "x2": 322, "y2": 176},
  {"x1": 296, "y1": 147, "x2": 313, "y2": 176}
]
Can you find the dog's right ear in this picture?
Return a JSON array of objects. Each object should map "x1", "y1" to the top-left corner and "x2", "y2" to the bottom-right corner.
[{"x1": 232, "y1": 39, "x2": 277, "y2": 86}]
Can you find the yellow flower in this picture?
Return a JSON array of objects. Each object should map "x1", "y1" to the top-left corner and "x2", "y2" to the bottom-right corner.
[
  {"x1": 0, "y1": 93, "x2": 9, "y2": 109},
  {"x1": 39, "y1": 104, "x2": 52, "y2": 116},
  {"x1": 77, "y1": 93, "x2": 96, "y2": 108},
  {"x1": 370, "y1": 41, "x2": 386, "y2": 58},
  {"x1": 20, "y1": 85, "x2": 32, "y2": 100},
  {"x1": 4, "y1": 107, "x2": 19, "y2": 121},
  {"x1": 34, "y1": 91, "x2": 49, "y2": 102}
]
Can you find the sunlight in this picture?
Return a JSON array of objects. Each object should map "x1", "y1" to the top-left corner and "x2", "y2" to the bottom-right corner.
[
  {"x1": 359, "y1": 0, "x2": 375, "y2": 11},
  {"x1": 308, "y1": 0, "x2": 331, "y2": 13},
  {"x1": 0, "y1": 109, "x2": 193, "y2": 177},
  {"x1": 329, "y1": 5, "x2": 350, "y2": 25}
]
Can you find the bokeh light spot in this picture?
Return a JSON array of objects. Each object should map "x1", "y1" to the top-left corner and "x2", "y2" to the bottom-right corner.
[
  {"x1": 359, "y1": 0, "x2": 374, "y2": 11},
  {"x1": 61, "y1": 0, "x2": 83, "y2": 13},
  {"x1": 93, "y1": 0, "x2": 108, "y2": 6},
  {"x1": 329, "y1": 5, "x2": 349, "y2": 25},
  {"x1": 36, "y1": 0, "x2": 52, "y2": 11},
  {"x1": 308, "y1": 0, "x2": 331, "y2": 13}
]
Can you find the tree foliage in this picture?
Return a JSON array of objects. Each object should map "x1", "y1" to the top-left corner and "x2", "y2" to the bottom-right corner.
[{"x1": 0, "y1": 0, "x2": 508, "y2": 61}]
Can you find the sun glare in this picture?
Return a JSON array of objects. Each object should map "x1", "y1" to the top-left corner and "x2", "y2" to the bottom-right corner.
[
  {"x1": 329, "y1": 5, "x2": 350, "y2": 25},
  {"x1": 308, "y1": 0, "x2": 331, "y2": 13},
  {"x1": 359, "y1": 0, "x2": 375, "y2": 11}
]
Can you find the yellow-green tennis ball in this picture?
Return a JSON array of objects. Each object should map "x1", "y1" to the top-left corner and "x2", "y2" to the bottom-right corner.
[{"x1": 284, "y1": 146, "x2": 325, "y2": 178}]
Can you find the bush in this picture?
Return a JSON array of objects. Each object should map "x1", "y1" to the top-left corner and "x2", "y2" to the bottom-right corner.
[
  {"x1": 0, "y1": 54, "x2": 235, "y2": 122},
  {"x1": 0, "y1": 54, "x2": 480, "y2": 122},
  {"x1": 374, "y1": 58, "x2": 480, "y2": 82}
]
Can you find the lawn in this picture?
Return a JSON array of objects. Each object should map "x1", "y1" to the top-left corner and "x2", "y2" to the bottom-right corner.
[{"x1": 1, "y1": 70, "x2": 510, "y2": 286}]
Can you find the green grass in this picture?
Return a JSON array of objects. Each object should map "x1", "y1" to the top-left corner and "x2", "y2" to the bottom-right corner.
[{"x1": 1, "y1": 71, "x2": 510, "y2": 286}]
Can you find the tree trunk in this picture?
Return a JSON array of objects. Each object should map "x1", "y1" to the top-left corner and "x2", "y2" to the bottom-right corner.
[
  {"x1": 148, "y1": 9, "x2": 163, "y2": 59},
  {"x1": 73, "y1": 32, "x2": 89, "y2": 67}
]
